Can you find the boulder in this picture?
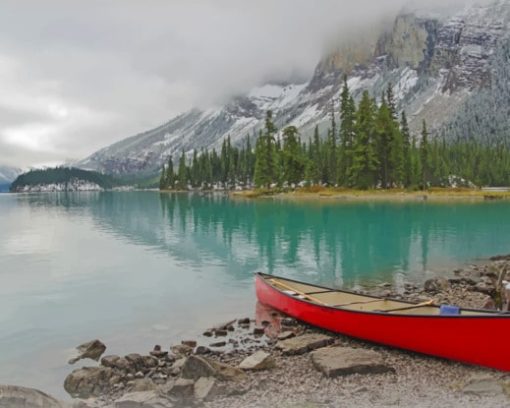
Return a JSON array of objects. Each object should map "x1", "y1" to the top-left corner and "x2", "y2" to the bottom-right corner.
[
  {"x1": 0, "y1": 385, "x2": 66, "y2": 408},
  {"x1": 310, "y1": 347, "x2": 395, "y2": 377},
  {"x1": 239, "y1": 351, "x2": 275, "y2": 371},
  {"x1": 181, "y1": 340, "x2": 197, "y2": 348},
  {"x1": 170, "y1": 345, "x2": 193, "y2": 357},
  {"x1": 101, "y1": 355, "x2": 121, "y2": 368},
  {"x1": 277, "y1": 333, "x2": 334, "y2": 355},
  {"x1": 208, "y1": 359, "x2": 246, "y2": 381},
  {"x1": 193, "y1": 377, "x2": 219, "y2": 401},
  {"x1": 68, "y1": 340, "x2": 107, "y2": 365},
  {"x1": 424, "y1": 277, "x2": 449, "y2": 293},
  {"x1": 168, "y1": 379, "x2": 194, "y2": 399},
  {"x1": 102, "y1": 356, "x2": 131, "y2": 372},
  {"x1": 114, "y1": 390, "x2": 173, "y2": 408},
  {"x1": 181, "y1": 356, "x2": 217, "y2": 380},
  {"x1": 125, "y1": 354, "x2": 145, "y2": 371},
  {"x1": 64, "y1": 366, "x2": 113, "y2": 398},
  {"x1": 128, "y1": 379, "x2": 157, "y2": 393}
]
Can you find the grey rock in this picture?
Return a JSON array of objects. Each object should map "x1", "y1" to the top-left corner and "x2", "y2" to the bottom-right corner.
[
  {"x1": 181, "y1": 356, "x2": 217, "y2": 380},
  {"x1": 64, "y1": 367, "x2": 114, "y2": 399},
  {"x1": 239, "y1": 351, "x2": 275, "y2": 371},
  {"x1": 125, "y1": 354, "x2": 145, "y2": 371},
  {"x1": 424, "y1": 277, "x2": 449, "y2": 293},
  {"x1": 168, "y1": 379, "x2": 194, "y2": 399},
  {"x1": 128, "y1": 379, "x2": 157, "y2": 393},
  {"x1": 169, "y1": 345, "x2": 193, "y2": 357},
  {"x1": 101, "y1": 355, "x2": 120, "y2": 368},
  {"x1": 193, "y1": 377, "x2": 218, "y2": 401},
  {"x1": 310, "y1": 347, "x2": 395, "y2": 377},
  {"x1": 114, "y1": 391, "x2": 172, "y2": 408},
  {"x1": 0, "y1": 385, "x2": 66, "y2": 408},
  {"x1": 69, "y1": 340, "x2": 107, "y2": 365},
  {"x1": 209, "y1": 341, "x2": 226, "y2": 348},
  {"x1": 277, "y1": 333, "x2": 334, "y2": 355},
  {"x1": 195, "y1": 346, "x2": 211, "y2": 355}
]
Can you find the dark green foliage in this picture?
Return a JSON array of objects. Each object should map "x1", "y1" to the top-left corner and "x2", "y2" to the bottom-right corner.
[
  {"x1": 10, "y1": 167, "x2": 117, "y2": 191},
  {"x1": 158, "y1": 91, "x2": 510, "y2": 191},
  {"x1": 254, "y1": 111, "x2": 277, "y2": 188},
  {"x1": 350, "y1": 91, "x2": 378, "y2": 189},
  {"x1": 420, "y1": 120, "x2": 430, "y2": 188},
  {"x1": 282, "y1": 126, "x2": 305, "y2": 186}
]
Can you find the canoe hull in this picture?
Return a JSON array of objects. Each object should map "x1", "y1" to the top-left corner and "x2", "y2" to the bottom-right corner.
[{"x1": 256, "y1": 274, "x2": 510, "y2": 371}]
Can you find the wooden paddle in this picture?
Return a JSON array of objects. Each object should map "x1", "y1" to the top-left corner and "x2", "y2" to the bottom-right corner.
[
  {"x1": 381, "y1": 299, "x2": 435, "y2": 313},
  {"x1": 269, "y1": 278, "x2": 328, "y2": 306}
]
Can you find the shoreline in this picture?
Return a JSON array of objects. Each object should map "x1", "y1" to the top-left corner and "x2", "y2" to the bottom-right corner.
[
  {"x1": 230, "y1": 187, "x2": 510, "y2": 202},
  {"x1": 15, "y1": 253, "x2": 507, "y2": 408}
]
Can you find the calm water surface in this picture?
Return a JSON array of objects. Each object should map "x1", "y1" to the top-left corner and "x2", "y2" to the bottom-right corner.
[{"x1": 1, "y1": 192, "x2": 510, "y2": 396}]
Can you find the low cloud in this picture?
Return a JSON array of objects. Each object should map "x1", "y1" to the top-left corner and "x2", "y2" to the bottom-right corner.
[{"x1": 0, "y1": 0, "x2": 480, "y2": 168}]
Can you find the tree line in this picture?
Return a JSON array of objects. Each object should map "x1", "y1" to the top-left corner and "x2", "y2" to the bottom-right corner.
[
  {"x1": 10, "y1": 167, "x2": 116, "y2": 192},
  {"x1": 160, "y1": 79, "x2": 510, "y2": 190}
]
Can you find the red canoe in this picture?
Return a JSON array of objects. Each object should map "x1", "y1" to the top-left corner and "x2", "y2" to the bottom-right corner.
[{"x1": 256, "y1": 272, "x2": 510, "y2": 371}]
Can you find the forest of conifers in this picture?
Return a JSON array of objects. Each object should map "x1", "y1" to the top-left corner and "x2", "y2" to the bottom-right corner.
[{"x1": 160, "y1": 79, "x2": 510, "y2": 191}]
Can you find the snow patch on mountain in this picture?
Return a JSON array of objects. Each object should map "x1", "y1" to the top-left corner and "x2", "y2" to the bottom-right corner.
[{"x1": 77, "y1": 0, "x2": 510, "y2": 177}]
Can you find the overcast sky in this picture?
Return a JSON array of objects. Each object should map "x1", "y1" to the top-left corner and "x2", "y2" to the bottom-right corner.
[{"x1": 0, "y1": 0, "x2": 475, "y2": 168}]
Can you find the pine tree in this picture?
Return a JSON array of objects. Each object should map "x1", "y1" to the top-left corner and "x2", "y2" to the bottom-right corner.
[
  {"x1": 253, "y1": 111, "x2": 277, "y2": 188},
  {"x1": 176, "y1": 151, "x2": 187, "y2": 190},
  {"x1": 386, "y1": 83, "x2": 398, "y2": 120},
  {"x1": 420, "y1": 120, "x2": 430, "y2": 188},
  {"x1": 375, "y1": 100, "x2": 394, "y2": 188},
  {"x1": 400, "y1": 111, "x2": 412, "y2": 188},
  {"x1": 389, "y1": 126, "x2": 405, "y2": 187},
  {"x1": 350, "y1": 90, "x2": 378, "y2": 188},
  {"x1": 191, "y1": 149, "x2": 199, "y2": 187},
  {"x1": 159, "y1": 165, "x2": 166, "y2": 190},
  {"x1": 339, "y1": 76, "x2": 356, "y2": 185},
  {"x1": 282, "y1": 126, "x2": 304, "y2": 186},
  {"x1": 165, "y1": 156, "x2": 175, "y2": 189}
]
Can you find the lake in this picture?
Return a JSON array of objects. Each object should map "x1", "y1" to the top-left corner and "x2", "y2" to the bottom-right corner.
[{"x1": 1, "y1": 191, "x2": 510, "y2": 397}]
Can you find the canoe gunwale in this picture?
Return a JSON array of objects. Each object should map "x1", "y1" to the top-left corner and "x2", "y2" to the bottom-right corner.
[{"x1": 256, "y1": 272, "x2": 510, "y2": 319}]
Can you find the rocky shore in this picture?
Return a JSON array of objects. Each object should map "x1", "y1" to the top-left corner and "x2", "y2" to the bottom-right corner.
[{"x1": 3, "y1": 256, "x2": 510, "y2": 408}]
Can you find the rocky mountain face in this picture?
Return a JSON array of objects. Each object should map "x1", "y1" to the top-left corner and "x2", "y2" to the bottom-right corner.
[
  {"x1": 0, "y1": 165, "x2": 22, "y2": 184},
  {"x1": 0, "y1": 165, "x2": 22, "y2": 191},
  {"x1": 79, "y1": 0, "x2": 510, "y2": 177}
]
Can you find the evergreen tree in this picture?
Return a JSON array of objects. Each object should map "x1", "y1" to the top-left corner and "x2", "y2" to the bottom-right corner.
[
  {"x1": 400, "y1": 111, "x2": 412, "y2": 188},
  {"x1": 159, "y1": 165, "x2": 166, "y2": 190},
  {"x1": 254, "y1": 111, "x2": 277, "y2": 188},
  {"x1": 165, "y1": 156, "x2": 175, "y2": 189},
  {"x1": 375, "y1": 100, "x2": 394, "y2": 188},
  {"x1": 282, "y1": 126, "x2": 304, "y2": 186},
  {"x1": 339, "y1": 76, "x2": 356, "y2": 185},
  {"x1": 386, "y1": 83, "x2": 397, "y2": 120},
  {"x1": 176, "y1": 151, "x2": 187, "y2": 190},
  {"x1": 350, "y1": 91, "x2": 378, "y2": 188},
  {"x1": 420, "y1": 120, "x2": 430, "y2": 188}
]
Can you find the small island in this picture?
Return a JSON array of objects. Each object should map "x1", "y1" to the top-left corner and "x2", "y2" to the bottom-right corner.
[{"x1": 10, "y1": 167, "x2": 116, "y2": 193}]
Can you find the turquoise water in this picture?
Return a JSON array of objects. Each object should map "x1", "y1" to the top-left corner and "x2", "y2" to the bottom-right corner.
[{"x1": 1, "y1": 192, "x2": 510, "y2": 396}]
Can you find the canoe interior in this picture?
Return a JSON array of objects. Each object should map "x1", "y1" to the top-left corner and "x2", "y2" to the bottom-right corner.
[{"x1": 263, "y1": 275, "x2": 492, "y2": 316}]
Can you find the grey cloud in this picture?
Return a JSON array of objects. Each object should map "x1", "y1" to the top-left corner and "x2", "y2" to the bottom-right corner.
[{"x1": 0, "y1": 0, "x2": 482, "y2": 168}]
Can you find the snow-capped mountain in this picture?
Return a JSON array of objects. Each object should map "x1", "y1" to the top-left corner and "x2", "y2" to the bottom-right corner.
[
  {"x1": 79, "y1": 0, "x2": 510, "y2": 177},
  {"x1": 0, "y1": 165, "x2": 22, "y2": 184}
]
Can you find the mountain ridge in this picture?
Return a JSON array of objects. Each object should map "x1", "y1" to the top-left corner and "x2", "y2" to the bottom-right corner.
[{"x1": 78, "y1": 0, "x2": 510, "y2": 177}]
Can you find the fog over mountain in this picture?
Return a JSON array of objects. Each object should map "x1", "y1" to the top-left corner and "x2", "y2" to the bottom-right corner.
[{"x1": 0, "y1": 0, "x2": 483, "y2": 169}]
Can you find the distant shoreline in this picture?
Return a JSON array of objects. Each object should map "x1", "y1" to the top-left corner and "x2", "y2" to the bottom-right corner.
[{"x1": 230, "y1": 187, "x2": 510, "y2": 202}]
